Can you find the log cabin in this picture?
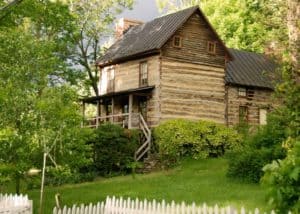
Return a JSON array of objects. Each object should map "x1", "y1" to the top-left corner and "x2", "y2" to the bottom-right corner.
[{"x1": 81, "y1": 6, "x2": 277, "y2": 160}]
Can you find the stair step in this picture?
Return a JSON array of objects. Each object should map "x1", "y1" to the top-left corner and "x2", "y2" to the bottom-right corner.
[{"x1": 137, "y1": 154, "x2": 160, "y2": 173}]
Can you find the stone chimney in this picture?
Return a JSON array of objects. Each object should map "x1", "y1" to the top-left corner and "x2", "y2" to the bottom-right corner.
[{"x1": 115, "y1": 18, "x2": 143, "y2": 40}]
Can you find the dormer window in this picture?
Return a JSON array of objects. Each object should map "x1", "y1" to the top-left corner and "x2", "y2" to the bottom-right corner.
[
  {"x1": 173, "y1": 36, "x2": 183, "y2": 48},
  {"x1": 139, "y1": 61, "x2": 148, "y2": 86},
  {"x1": 207, "y1": 41, "x2": 216, "y2": 54}
]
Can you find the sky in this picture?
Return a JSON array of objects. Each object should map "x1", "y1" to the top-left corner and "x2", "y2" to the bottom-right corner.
[{"x1": 117, "y1": 0, "x2": 161, "y2": 22}]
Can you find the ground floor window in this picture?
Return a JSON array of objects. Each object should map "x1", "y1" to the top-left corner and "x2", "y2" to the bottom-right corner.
[{"x1": 239, "y1": 106, "x2": 248, "y2": 123}]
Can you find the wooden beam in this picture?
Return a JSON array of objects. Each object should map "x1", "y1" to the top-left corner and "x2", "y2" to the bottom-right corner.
[
  {"x1": 128, "y1": 94, "x2": 133, "y2": 129},
  {"x1": 111, "y1": 97, "x2": 115, "y2": 123}
]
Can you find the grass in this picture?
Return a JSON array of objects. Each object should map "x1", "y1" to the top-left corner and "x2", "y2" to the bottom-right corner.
[{"x1": 3, "y1": 158, "x2": 268, "y2": 214}]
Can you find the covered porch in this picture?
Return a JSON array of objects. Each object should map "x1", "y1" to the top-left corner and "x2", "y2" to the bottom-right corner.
[{"x1": 81, "y1": 86, "x2": 154, "y2": 129}]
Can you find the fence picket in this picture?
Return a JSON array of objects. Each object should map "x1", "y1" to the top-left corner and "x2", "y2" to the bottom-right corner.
[
  {"x1": 0, "y1": 193, "x2": 32, "y2": 214},
  {"x1": 51, "y1": 195, "x2": 293, "y2": 214}
]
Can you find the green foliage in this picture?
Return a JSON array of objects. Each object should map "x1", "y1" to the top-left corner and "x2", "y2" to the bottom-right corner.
[
  {"x1": 262, "y1": 140, "x2": 300, "y2": 213},
  {"x1": 154, "y1": 119, "x2": 241, "y2": 166},
  {"x1": 68, "y1": 0, "x2": 134, "y2": 95},
  {"x1": 0, "y1": 27, "x2": 91, "y2": 191},
  {"x1": 227, "y1": 114, "x2": 287, "y2": 183},
  {"x1": 45, "y1": 165, "x2": 83, "y2": 187},
  {"x1": 91, "y1": 124, "x2": 139, "y2": 176}
]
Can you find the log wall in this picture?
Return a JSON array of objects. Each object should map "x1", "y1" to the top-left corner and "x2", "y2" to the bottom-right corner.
[
  {"x1": 99, "y1": 55, "x2": 161, "y2": 127},
  {"x1": 226, "y1": 86, "x2": 274, "y2": 126},
  {"x1": 160, "y1": 58, "x2": 226, "y2": 124},
  {"x1": 162, "y1": 13, "x2": 226, "y2": 68}
]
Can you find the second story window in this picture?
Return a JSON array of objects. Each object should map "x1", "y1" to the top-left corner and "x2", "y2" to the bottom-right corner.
[
  {"x1": 139, "y1": 61, "x2": 148, "y2": 86},
  {"x1": 247, "y1": 89, "x2": 255, "y2": 100},
  {"x1": 238, "y1": 87, "x2": 255, "y2": 100},
  {"x1": 238, "y1": 87, "x2": 247, "y2": 97},
  {"x1": 207, "y1": 41, "x2": 216, "y2": 54},
  {"x1": 107, "y1": 68, "x2": 114, "y2": 92},
  {"x1": 173, "y1": 36, "x2": 183, "y2": 48}
]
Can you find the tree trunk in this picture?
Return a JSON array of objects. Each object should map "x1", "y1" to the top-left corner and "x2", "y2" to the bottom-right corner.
[
  {"x1": 15, "y1": 174, "x2": 20, "y2": 194},
  {"x1": 287, "y1": 0, "x2": 300, "y2": 81}
]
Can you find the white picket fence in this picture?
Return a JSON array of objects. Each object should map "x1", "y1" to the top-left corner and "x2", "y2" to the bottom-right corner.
[
  {"x1": 53, "y1": 196, "x2": 279, "y2": 214},
  {"x1": 0, "y1": 194, "x2": 32, "y2": 214}
]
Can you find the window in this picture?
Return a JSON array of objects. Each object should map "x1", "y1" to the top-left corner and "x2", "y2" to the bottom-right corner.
[
  {"x1": 139, "y1": 61, "x2": 148, "y2": 86},
  {"x1": 239, "y1": 106, "x2": 248, "y2": 123},
  {"x1": 107, "y1": 68, "x2": 114, "y2": 92},
  {"x1": 123, "y1": 104, "x2": 129, "y2": 114},
  {"x1": 247, "y1": 89, "x2": 255, "y2": 100},
  {"x1": 207, "y1": 41, "x2": 216, "y2": 54},
  {"x1": 173, "y1": 36, "x2": 182, "y2": 48},
  {"x1": 238, "y1": 87, "x2": 247, "y2": 97},
  {"x1": 259, "y1": 108, "x2": 267, "y2": 125},
  {"x1": 238, "y1": 87, "x2": 255, "y2": 99}
]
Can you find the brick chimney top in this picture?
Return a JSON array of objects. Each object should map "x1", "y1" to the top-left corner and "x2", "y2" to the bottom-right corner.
[{"x1": 115, "y1": 18, "x2": 143, "y2": 40}]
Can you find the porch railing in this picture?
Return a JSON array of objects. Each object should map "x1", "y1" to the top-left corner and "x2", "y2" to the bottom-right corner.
[
  {"x1": 134, "y1": 113, "x2": 151, "y2": 161},
  {"x1": 85, "y1": 113, "x2": 141, "y2": 129}
]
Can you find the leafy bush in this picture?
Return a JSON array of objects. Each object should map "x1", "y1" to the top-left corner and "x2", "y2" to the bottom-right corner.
[
  {"x1": 91, "y1": 123, "x2": 139, "y2": 176},
  {"x1": 227, "y1": 113, "x2": 287, "y2": 183},
  {"x1": 153, "y1": 119, "x2": 241, "y2": 166},
  {"x1": 45, "y1": 165, "x2": 75, "y2": 186},
  {"x1": 44, "y1": 165, "x2": 96, "y2": 186},
  {"x1": 262, "y1": 139, "x2": 300, "y2": 213},
  {"x1": 227, "y1": 148, "x2": 274, "y2": 183}
]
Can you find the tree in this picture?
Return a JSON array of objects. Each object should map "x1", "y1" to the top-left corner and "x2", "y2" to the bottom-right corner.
[
  {"x1": 260, "y1": 0, "x2": 299, "y2": 212},
  {"x1": 0, "y1": 0, "x2": 85, "y2": 193},
  {"x1": 69, "y1": 0, "x2": 134, "y2": 96}
]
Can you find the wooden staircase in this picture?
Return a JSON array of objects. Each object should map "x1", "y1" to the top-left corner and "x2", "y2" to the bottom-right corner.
[{"x1": 134, "y1": 114, "x2": 151, "y2": 161}]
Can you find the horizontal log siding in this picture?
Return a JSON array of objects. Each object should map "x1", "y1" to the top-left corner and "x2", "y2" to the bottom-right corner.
[
  {"x1": 145, "y1": 56, "x2": 161, "y2": 127},
  {"x1": 160, "y1": 58, "x2": 226, "y2": 124},
  {"x1": 162, "y1": 13, "x2": 226, "y2": 67},
  {"x1": 99, "y1": 55, "x2": 161, "y2": 128},
  {"x1": 226, "y1": 86, "x2": 274, "y2": 126}
]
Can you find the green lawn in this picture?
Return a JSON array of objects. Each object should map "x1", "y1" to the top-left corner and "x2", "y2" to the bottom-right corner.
[{"x1": 3, "y1": 158, "x2": 268, "y2": 214}]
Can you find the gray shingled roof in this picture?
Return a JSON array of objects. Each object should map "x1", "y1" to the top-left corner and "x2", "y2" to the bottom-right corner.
[
  {"x1": 226, "y1": 49, "x2": 277, "y2": 89},
  {"x1": 98, "y1": 6, "x2": 276, "y2": 89},
  {"x1": 97, "y1": 6, "x2": 199, "y2": 66}
]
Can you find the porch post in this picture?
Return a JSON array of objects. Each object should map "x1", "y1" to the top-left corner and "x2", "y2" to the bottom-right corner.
[
  {"x1": 81, "y1": 101, "x2": 86, "y2": 127},
  {"x1": 128, "y1": 94, "x2": 133, "y2": 129},
  {"x1": 111, "y1": 97, "x2": 114, "y2": 123}
]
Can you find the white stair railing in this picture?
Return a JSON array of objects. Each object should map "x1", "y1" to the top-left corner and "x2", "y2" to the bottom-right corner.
[{"x1": 134, "y1": 113, "x2": 151, "y2": 161}]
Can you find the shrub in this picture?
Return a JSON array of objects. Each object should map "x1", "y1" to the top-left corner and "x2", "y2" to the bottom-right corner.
[
  {"x1": 154, "y1": 119, "x2": 241, "y2": 166},
  {"x1": 45, "y1": 165, "x2": 76, "y2": 186},
  {"x1": 91, "y1": 123, "x2": 139, "y2": 176},
  {"x1": 227, "y1": 148, "x2": 274, "y2": 183},
  {"x1": 227, "y1": 113, "x2": 287, "y2": 183},
  {"x1": 262, "y1": 139, "x2": 300, "y2": 213}
]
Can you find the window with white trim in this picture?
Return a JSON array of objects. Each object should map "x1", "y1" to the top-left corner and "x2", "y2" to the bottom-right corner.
[
  {"x1": 238, "y1": 87, "x2": 247, "y2": 97},
  {"x1": 173, "y1": 36, "x2": 183, "y2": 48},
  {"x1": 139, "y1": 61, "x2": 148, "y2": 86}
]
